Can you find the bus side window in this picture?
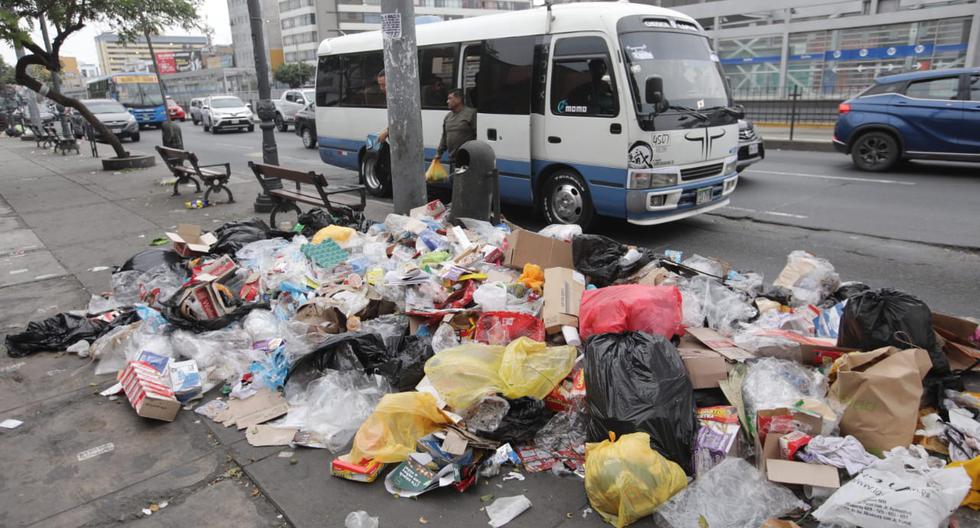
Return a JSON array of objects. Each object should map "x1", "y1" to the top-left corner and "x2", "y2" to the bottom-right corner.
[
  {"x1": 316, "y1": 55, "x2": 341, "y2": 107},
  {"x1": 461, "y1": 45, "x2": 482, "y2": 109},
  {"x1": 550, "y1": 36, "x2": 618, "y2": 117},
  {"x1": 420, "y1": 45, "x2": 458, "y2": 109},
  {"x1": 478, "y1": 36, "x2": 535, "y2": 115}
]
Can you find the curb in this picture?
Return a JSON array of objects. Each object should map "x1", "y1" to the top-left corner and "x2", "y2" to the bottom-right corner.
[{"x1": 764, "y1": 138, "x2": 836, "y2": 152}]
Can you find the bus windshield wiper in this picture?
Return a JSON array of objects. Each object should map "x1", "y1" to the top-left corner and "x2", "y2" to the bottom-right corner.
[
  {"x1": 705, "y1": 105, "x2": 744, "y2": 118},
  {"x1": 665, "y1": 105, "x2": 708, "y2": 121}
]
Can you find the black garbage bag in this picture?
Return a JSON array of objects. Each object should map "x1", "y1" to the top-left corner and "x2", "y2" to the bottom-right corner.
[
  {"x1": 211, "y1": 218, "x2": 272, "y2": 255},
  {"x1": 833, "y1": 281, "x2": 871, "y2": 303},
  {"x1": 117, "y1": 248, "x2": 184, "y2": 274},
  {"x1": 758, "y1": 285, "x2": 794, "y2": 305},
  {"x1": 5, "y1": 309, "x2": 139, "y2": 357},
  {"x1": 285, "y1": 332, "x2": 430, "y2": 391},
  {"x1": 476, "y1": 397, "x2": 554, "y2": 444},
  {"x1": 837, "y1": 288, "x2": 948, "y2": 375},
  {"x1": 572, "y1": 234, "x2": 654, "y2": 287},
  {"x1": 584, "y1": 331, "x2": 697, "y2": 474},
  {"x1": 160, "y1": 296, "x2": 269, "y2": 333},
  {"x1": 297, "y1": 208, "x2": 334, "y2": 238}
]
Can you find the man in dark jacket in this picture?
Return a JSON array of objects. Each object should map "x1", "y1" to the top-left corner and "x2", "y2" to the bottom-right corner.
[{"x1": 435, "y1": 89, "x2": 476, "y2": 162}]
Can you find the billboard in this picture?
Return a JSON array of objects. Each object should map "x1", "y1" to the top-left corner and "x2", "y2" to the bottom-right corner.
[{"x1": 155, "y1": 51, "x2": 204, "y2": 74}]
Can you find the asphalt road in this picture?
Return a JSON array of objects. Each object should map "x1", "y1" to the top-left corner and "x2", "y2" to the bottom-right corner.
[{"x1": 136, "y1": 123, "x2": 980, "y2": 314}]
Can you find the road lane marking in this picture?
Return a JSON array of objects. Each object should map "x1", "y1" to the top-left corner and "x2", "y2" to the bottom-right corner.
[
  {"x1": 724, "y1": 206, "x2": 808, "y2": 219},
  {"x1": 747, "y1": 169, "x2": 916, "y2": 186}
]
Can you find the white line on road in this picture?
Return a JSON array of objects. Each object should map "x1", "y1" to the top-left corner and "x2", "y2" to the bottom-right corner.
[
  {"x1": 747, "y1": 169, "x2": 916, "y2": 186},
  {"x1": 725, "y1": 206, "x2": 808, "y2": 219}
]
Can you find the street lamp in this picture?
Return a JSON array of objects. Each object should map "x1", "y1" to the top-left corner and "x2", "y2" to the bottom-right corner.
[{"x1": 246, "y1": 0, "x2": 279, "y2": 213}]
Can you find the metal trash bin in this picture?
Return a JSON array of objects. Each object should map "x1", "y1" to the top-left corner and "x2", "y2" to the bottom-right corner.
[{"x1": 448, "y1": 140, "x2": 500, "y2": 224}]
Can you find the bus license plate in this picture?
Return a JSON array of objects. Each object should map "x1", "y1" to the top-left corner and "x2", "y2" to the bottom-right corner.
[
  {"x1": 749, "y1": 143, "x2": 759, "y2": 155},
  {"x1": 696, "y1": 188, "x2": 713, "y2": 204}
]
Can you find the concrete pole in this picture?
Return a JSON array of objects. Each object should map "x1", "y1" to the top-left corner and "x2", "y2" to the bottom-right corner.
[
  {"x1": 13, "y1": 41, "x2": 41, "y2": 129},
  {"x1": 145, "y1": 30, "x2": 185, "y2": 149},
  {"x1": 381, "y1": 0, "x2": 426, "y2": 213},
  {"x1": 247, "y1": 0, "x2": 279, "y2": 213},
  {"x1": 38, "y1": 14, "x2": 70, "y2": 136},
  {"x1": 143, "y1": 30, "x2": 171, "y2": 121}
]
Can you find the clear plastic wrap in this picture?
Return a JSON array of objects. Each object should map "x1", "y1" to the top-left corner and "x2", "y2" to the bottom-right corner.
[
  {"x1": 92, "y1": 321, "x2": 174, "y2": 375},
  {"x1": 653, "y1": 457, "x2": 807, "y2": 528},
  {"x1": 741, "y1": 357, "x2": 827, "y2": 438},
  {"x1": 359, "y1": 314, "x2": 409, "y2": 341},
  {"x1": 87, "y1": 294, "x2": 119, "y2": 315},
  {"x1": 111, "y1": 270, "x2": 141, "y2": 306},
  {"x1": 773, "y1": 250, "x2": 840, "y2": 307},
  {"x1": 344, "y1": 511, "x2": 379, "y2": 528},
  {"x1": 534, "y1": 410, "x2": 587, "y2": 454},
  {"x1": 681, "y1": 254, "x2": 726, "y2": 277},
  {"x1": 681, "y1": 275, "x2": 756, "y2": 336},
  {"x1": 284, "y1": 369, "x2": 390, "y2": 452},
  {"x1": 724, "y1": 271, "x2": 764, "y2": 297},
  {"x1": 169, "y1": 327, "x2": 256, "y2": 392},
  {"x1": 537, "y1": 223, "x2": 582, "y2": 242},
  {"x1": 458, "y1": 217, "x2": 507, "y2": 246},
  {"x1": 243, "y1": 309, "x2": 283, "y2": 343},
  {"x1": 431, "y1": 322, "x2": 459, "y2": 353}
]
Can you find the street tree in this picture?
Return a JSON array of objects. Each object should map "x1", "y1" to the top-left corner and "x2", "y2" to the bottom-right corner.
[
  {"x1": 274, "y1": 62, "x2": 315, "y2": 89},
  {"x1": 0, "y1": 55, "x2": 14, "y2": 88},
  {"x1": 0, "y1": 0, "x2": 200, "y2": 158}
]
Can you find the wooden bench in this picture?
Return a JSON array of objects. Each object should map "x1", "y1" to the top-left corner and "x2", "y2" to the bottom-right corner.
[
  {"x1": 155, "y1": 146, "x2": 233, "y2": 203},
  {"x1": 28, "y1": 124, "x2": 55, "y2": 149},
  {"x1": 248, "y1": 161, "x2": 367, "y2": 228},
  {"x1": 44, "y1": 123, "x2": 80, "y2": 155}
]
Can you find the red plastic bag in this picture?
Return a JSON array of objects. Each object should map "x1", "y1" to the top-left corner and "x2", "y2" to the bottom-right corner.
[
  {"x1": 579, "y1": 285, "x2": 683, "y2": 341},
  {"x1": 474, "y1": 311, "x2": 545, "y2": 345}
]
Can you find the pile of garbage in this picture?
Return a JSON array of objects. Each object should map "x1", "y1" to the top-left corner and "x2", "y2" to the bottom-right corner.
[{"x1": 6, "y1": 200, "x2": 980, "y2": 527}]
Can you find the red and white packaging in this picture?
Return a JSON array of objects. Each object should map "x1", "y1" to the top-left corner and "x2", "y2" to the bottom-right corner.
[{"x1": 117, "y1": 361, "x2": 181, "y2": 422}]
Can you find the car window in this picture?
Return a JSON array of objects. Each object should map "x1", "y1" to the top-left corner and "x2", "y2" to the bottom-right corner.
[
  {"x1": 970, "y1": 75, "x2": 980, "y2": 101},
  {"x1": 302, "y1": 90, "x2": 315, "y2": 102},
  {"x1": 285, "y1": 92, "x2": 297, "y2": 103},
  {"x1": 904, "y1": 77, "x2": 959, "y2": 100},
  {"x1": 211, "y1": 97, "x2": 244, "y2": 108},
  {"x1": 86, "y1": 101, "x2": 127, "y2": 113},
  {"x1": 860, "y1": 82, "x2": 902, "y2": 97}
]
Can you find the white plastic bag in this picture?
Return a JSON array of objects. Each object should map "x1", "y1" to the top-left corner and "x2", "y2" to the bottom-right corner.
[
  {"x1": 474, "y1": 282, "x2": 509, "y2": 311},
  {"x1": 813, "y1": 445, "x2": 970, "y2": 528},
  {"x1": 538, "y1": 224, "x2": 582, "y2": 242},
  {"x1": 773, "y1": 250, "x2": 840, "y2": 307}
]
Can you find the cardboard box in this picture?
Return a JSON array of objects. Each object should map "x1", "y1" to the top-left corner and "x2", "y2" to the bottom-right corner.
[
  {"x1": 685, "y1": 327, "x2": 755, "y2": 362},
  {"x1": 504, "y1": 229, "x2": 573, "y2": 271},
  {"x1": 542, "y1": 268, "x2": 585, "y2": 334},
  {"x1": 933, "y1": 313, "x2": 980, "y2": 370},
  {"x1": 166, "y1": 224, "x2": 218, "y2": 257},
  {"x1": 762, "y1": 432, "x2": 840, "y2": 489},
  {"x1": 117, "y1": 361, "x2": 180, "y2": 422},
  {"x1": 677, "y1": 335, "x2": 731, "y2": 389}
]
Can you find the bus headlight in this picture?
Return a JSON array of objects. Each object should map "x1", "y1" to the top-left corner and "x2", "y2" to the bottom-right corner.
[
  {"x1": 628, "y1": 169, "x2": 678, "y2": 189},
  {"x1": 723, "y1": 156, "x2": 738, "y2": 175}
]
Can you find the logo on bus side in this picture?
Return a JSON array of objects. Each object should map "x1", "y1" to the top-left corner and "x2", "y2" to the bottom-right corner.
[{"x1": 628, "y1": 142, "x2": 653, "y2": 169}]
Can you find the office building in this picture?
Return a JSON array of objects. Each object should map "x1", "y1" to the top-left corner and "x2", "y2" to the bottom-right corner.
[
  {"x1": 227, "y1": 0, "x2": 285, "y2": 73},
  {"x1": 94, "y1": 33, "x2": 209, "y2": 75},
  {"x1": 659, "y1": 0, "x2": 980, "y2": 97}
]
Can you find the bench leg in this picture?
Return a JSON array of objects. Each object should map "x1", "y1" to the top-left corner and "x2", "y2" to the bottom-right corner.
[
  {"x1": 269, "y1": 202, "x2": 301, "y2": 229},
  {"x1": 172, "y1": 176, "x2": 202, "y2": 196},
  {"x1": 203, "y1": 182, "x2": 234, "y2": 205}
]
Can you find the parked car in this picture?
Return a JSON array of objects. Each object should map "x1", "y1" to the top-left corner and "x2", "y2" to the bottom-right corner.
[
  {"x1": 202, "y1": 95, "x2": 255, "y2": 134},
  {"x1": 736, "y1": 119, "x2": 764, "y2": 172},
  {"x1": 834, "y1": 67, "x2": 980, "y2": 171},
  {"x1": 166, "y1": 97, "x2": 186, "y2": 121},
  {"x1": 189, "y1": 98, "x2": 205, "y2": 125},
  {"x1": 294, "y1": 103, "x2": 317, "y2": 149},
  {"x1": 72, "y1": 99, "x2": 140, "y2": 142},
  {"x1": 273, "y1": 88, "x2": 314, "y2": 132}
]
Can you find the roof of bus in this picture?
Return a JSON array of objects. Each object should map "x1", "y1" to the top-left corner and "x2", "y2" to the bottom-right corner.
[{"x1": 317, "y1": 2, "x2": 699, "y2": 55}]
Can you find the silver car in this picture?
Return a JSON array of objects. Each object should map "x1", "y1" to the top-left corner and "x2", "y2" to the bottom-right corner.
[
  {"x1": 189, "y1": 98, "x2": 205, "y2": 125},
  {"x1": 74, "y1": 99, "x2": 140, "y2": 142},
  {"x1": 202, "y1": 95, "x2": 255, "y2": 134}
]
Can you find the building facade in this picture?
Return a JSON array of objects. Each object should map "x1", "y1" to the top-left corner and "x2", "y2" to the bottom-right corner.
[
  {"x1": 227, "y1": 0, "x2": 286, "y2": 73},
  {"x1": 94, "y1": 33, "x2": 209, "y2": 75},
  {"x1": 659, "y1": 0, "x2": 980, "y2": 97}
]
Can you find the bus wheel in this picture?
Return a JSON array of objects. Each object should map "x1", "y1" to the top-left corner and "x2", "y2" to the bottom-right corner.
[
  {"x1": 360, "y1": 149, "x2": 392, "y2": 197},
  {"x1": 542, "y1": 170, "x2": 594, "y2": 230}
]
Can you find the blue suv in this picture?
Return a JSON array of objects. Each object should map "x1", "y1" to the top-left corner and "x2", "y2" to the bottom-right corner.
[{"x1": 834, "y1": 68, "x2": 980, "y2": 171}]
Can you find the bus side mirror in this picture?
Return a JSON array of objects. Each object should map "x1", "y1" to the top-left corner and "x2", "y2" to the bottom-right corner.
[
  {"x1": 246, "y1": 103, "x2": 252, "y2": 110},
  {"x1": 645, "y1": 75, "x2": 665, "y2": 110},
  {"x1": 733, "y1": 104, "x2": 745, "y2": 119}
]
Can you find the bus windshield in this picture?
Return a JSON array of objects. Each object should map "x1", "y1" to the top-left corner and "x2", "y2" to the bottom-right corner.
[
  {"x1": 619, "y1": 31, "x2": 730, "y2": 129},
  {"x1": 116, "y1": 82, "x2": 164, "y2": 108}
]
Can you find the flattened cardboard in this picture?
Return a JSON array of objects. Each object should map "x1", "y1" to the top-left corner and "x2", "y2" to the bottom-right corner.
[
  {"x1": 166, "y1": 224, "x2": 218, "y2": 256},
  {"x1": 504, "y1": 229, "x2": 573, "y2": 271},
  {"x1": 685, "y1": 327, "x2": 755, "y2": 362},
  {"x1": 220, "y1": 390, "x2": 289, "y2": 429},
  {"x1": 246, "y1": 425, "x2": 299, "y2": 447},
  {"x1": 676, "y1": 334, "x2": 731, "y2": 389},
  {"x1": 440, "y1": 429, "x2": 469, "y2": 456},
  {"x1": 933, "y1": 313, "x2": 980, "y2": 370},
  {"x1": 762, "y1": 432, "x2": 841, "y2": 489},
  {"x1": 542, "y1": 267, "x2": 585, "y2": 334}
]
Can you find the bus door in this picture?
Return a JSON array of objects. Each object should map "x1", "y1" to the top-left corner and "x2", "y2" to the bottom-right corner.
[
  {"x1": 543, "y1": 34, "x2": 627, "y2": 202},
  {"x1": 473, "y1": 36, "x2": 535, "y2": 206}
]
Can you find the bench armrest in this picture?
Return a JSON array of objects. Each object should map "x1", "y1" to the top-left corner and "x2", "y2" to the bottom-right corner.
[
  {"x1": 321, "y1": 185, "x2": 367, "y2": 213},
  {"x1": 197, "y1": 162, "x2": 231, "y2": 176}
]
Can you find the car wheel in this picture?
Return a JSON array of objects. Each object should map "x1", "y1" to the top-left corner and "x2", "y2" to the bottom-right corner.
[
  {"x1": 180, "y1": 117, "x2": 186, "y2": 122},
  {"x1": 360, "y1": 149, "x2": 392, "y2": 197},
  {"x1": 851, "y1": 131, "x2": 900, "y2": 172},
  {"x1": 131, "y1": 132, "x2": 140, "y2": 142},
  {"x1": 541, "y1": 170, "x2": 595, "y2": 229},
  {"x1": 247, "y1": 125, "x2": 255, "y2": 132},
  {"x1": 275, "y1": 113, "x2": 287, "y2": 132},
  {"x1": 192, "y1": 117, "x2": 199, "y2": 125},
  {"x1": 301, "y1": 126, "x2": 316, "y2": 149}
]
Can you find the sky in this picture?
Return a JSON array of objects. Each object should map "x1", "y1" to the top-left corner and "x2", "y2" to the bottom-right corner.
[{"x1": 1, "y1": 0, "x2": 232, "y2": 67}]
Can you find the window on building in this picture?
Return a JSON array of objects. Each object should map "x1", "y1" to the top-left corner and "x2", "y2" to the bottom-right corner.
[
  {"x1": 970, "y1": 75, "x2": 980, "y2": 101},
  {"x1": 550, "y1": 37, "x2": 618, "y2": 117},
  {"x1": 419, "y1": 45, "x2": 458, "y2": 109},
  {"x1": 339, "y1": 52, "x2": 386, "y2": 107},
  {"x1": 340, "y1": 12, "x2": 364, "y2": 22},
  {"x1": 904, "y1": 76, "x2": 960, "y2": 100},
  {"x1": 477, "y1": 36, "x2": 535, "y2": 115}
]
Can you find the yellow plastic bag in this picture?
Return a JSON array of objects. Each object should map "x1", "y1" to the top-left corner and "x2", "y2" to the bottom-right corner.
[
  {"x1": 311, "y1": 224, "x2": 355, "y2": 245},
  {"x1": 423, "y1": 338, "x2": 576, "y2": 412},
  {"x1": 499, "y1": 337, "x2": 576, "y2": 400},
  {"x1": 948, "y1": 456, "x2": 980, "y2": 510},
  {"x1": 585, "y1": 432, "x2": 687, "y2": 528},
  {"x1": 517, "y1": 263, "x2": 544, "y2": 294},
  {"x1": 348, "y1": 392, "x2": 450, "y2": 463},
  {"x1": 425, "y1": 159, "x2": 448, "y2": 183}
]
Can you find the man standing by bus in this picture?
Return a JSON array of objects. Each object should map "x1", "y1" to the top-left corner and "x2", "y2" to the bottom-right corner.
[{"x1": 435, "y1": 89, "x2": 476, "y2": 163}]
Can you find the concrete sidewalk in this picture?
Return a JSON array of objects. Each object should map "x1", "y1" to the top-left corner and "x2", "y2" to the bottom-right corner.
[{"x1": 0, "y1": 138, "x2": 595, "y2": 528}]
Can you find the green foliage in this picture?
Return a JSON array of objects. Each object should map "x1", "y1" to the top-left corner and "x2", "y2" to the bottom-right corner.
[
  {"x1": 275, "y1": 62, "x2": 315, "y2": 89},
  {"x1": 0, "y1": 55, "x2": 14, "y2": 88}
]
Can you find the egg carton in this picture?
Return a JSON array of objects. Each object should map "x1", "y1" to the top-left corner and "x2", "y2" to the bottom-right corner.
[{"x1": 302, "y1": 239, "x2": 348, "y2": 270}]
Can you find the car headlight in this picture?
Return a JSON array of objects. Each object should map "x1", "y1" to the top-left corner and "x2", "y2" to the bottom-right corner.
[{"x1": 628, "y1": 170, "x2": 678, "y2": 189}]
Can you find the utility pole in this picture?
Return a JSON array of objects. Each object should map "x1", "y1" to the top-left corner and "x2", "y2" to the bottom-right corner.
[
  {"x1": 38, "y1": 14, "x2": 70, "y2": 136},
  {"x1": 380, "y1": 0, "x2": 426, "y2": 213},
  {"x1": 13, "y1": 41, "x2": 41, "y2": 129},
  {"x1": 246, "y1": 0, "x2": 278, "y2": 213},
  {"x1": 144, "y1": 28, "x2": 183, "y2": 149}
]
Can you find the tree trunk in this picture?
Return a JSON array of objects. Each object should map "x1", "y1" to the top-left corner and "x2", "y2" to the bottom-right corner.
[{"x1": 14, "y1": 56, "x2": 129, "y2": 159}]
